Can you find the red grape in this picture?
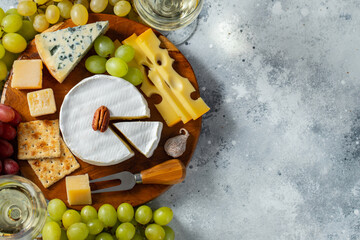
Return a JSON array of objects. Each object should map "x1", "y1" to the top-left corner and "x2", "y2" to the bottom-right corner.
[
  {"x1": 8, "y1": 109, "x2": 21, "y2": 127},
  {"x1": 0, "y1": 122, "x2": 16, "y2": 141},
  {"x1": 3, "y1": 158, "x2": 19, "y2": 175},
  {"x1": 0, "y1": 139, "x2": 14, "y2": 158},
  {"x1": 0, "y1": 104, "x2": 15, "y2": 123}
]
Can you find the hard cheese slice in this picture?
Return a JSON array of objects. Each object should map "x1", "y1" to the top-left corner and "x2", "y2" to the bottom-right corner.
[
  {"x1": 123, "y1": 30, "x2": 210, "y2": 126},
  {"x1": 35, "y1": 21, "x2": 109, "y2": 83},
  {"x1": 11, "y1": 59, "x2": 43, "y2": 89},
  {"x1": 27, "y1": 88, "x2": 56, "y2": 117},
  {"x1": 66, "y1": 174, "x2": 92, "y2": 205},
  {"x1": 114, "y1": 121, "x2": 163, "y2": 158},
  {"x1": 60, "y1": 75, "x2": 150, "y2": 166}
]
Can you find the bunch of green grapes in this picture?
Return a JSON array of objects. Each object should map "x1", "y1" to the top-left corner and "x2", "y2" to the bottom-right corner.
[
  {"x1": 85, "y1": 36, "x2": 143, "y2": 86},
  {"x1": 43, "y1": 199, "x2": 175, "y2": 240}
]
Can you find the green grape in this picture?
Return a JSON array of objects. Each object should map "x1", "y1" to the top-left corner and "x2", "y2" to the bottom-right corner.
[
  {"x1": 123, "y1": 67, "x2": 143, "y2": 86},
  {"x1": 35, "y1": 0, "x2": 49, "y2": 4},
  {"x1": 54, "y1": 0, "x2": 65, "y2": 2},
  {"x1": 145, "y1": 224, "x2": 165, "y2": 240},
  {"x1": 62, "y1": 209, "x2": 82, "y2": 229},
  {"x1": 67, "y1": 222, "x2": 89, "y2": 240},
  {"x1": 90, "y1": 0, "x2": 109, "y2": 13},
  {"x1": 1, "y1": 14, "x2": 23, "y2": 33},
  {"x1": 98, "y1": 204, "x2": 117, "y2": 227},
  {"x1": 117, "y1": 203, "x2": 134, "y2": 223},
  {"x1": 109, "y1": 0, "x2": 120, "y2": 6},
  {"x1": 17, "y1": 1, "x2": 37, "y2": 16},
  {"x1": 47, "y1": 198, "x2": 67, "y2": 221},
  {"x1": 106, "y1": 57, "x2": 128, "y2": 78},
  {"x1": 116, "y1": 222, "x2": 136, "y2": 240},
  {"x1": 45, "y1": 216, "x2": 62, "y2": 227},
  {"x1": 71, "y1": 4, "x2": 88, "y2": 25},
  {"x1": 94, "y1": 36, "x2": 115, "y2": 57},
  {"x1": 17, "y1": 20, "x2": 37, "y2": 41},
  {"x1": 162, "y1": 226, "x2": 174, "y2": 240},
  {"x1": 0, "y1": 8, "x2": 5, "y2": 22},
  {"x1": 135, "y1": 205, "x2": 152, "y2": 225},
  {"x1": 0, "y1": 60, "x2": 7, "y2": 81},
  {"x1": 87, "y1": 219, "x2": 104, "y2": 235},
  {"x1": 153, "y1": 207, "x2": 173, "y2": 226},
  {"x1": 58, "y1": 0, "x2": 73, "y2": 19},
  {"x1": 2, "y1": 33, "x2": 27, "y2": 53},
  {"x1": 81, "y1": 205, "x2": 98, "y2": 223},
  {"x1": 6, "y1": 8, "x2": 20, "y2": 16},
  {"x1": 86, "y1": 235, "x2": 96, "y2": 240},
  {"x1": 33, "y1": 14, "x2": 49, "y2": 32},
  {"x1": 131, "y1": 233, "x2": 143, "y2": 240},
  {"x1": 45, "y1": 5, "x2": 60, "y2": 24},
  {"x1": 0, "y1": 44, "x2": 5, "y2": 59},
  {"x1": 95, "y1": 232, "x2": 114, "y2": 240},
  {"x1": 74, "y1": 0, "x2": 90, "y2": 10},
  {"x1": 114, "y1": 45, "x2": 134, "y2": 63},
  {"x1": 42, "y1": 221, "x2": 62, "y2": 240},
  {"x1": 60, "y1": 229, "x2": 69, "y2": 240},
  {"x1": 114, "y1": 1, "x2": 131, "y2": 17},
  {"x1": 2, "y1": 51, "x2": 19, "y2": 69},
  {"x1": 85, "y1": 55, "x2": 107, "y2": 74}
]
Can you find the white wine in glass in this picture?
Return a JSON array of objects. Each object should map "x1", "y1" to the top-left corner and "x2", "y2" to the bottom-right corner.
[{"x1": 134, "y1": 0, "x2": 204, "y2": 44}]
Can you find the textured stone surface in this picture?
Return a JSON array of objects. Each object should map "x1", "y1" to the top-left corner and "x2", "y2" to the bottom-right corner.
[{"x1": 2, "y1": 0, "x2": 360, "y2": 239}]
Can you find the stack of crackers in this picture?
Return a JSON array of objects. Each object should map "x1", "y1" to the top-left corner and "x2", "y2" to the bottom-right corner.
[{"x1": 17, "y1": 119, "x2": 80, "y2": 188}]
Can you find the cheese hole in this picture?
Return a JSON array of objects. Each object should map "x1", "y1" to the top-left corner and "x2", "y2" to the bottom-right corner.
[
  {"x1": 149, "y1": 94, "x2": 162, "y2": 105},
  {"x1": 155, "y1": 55, "x2": 163, "y2": 66},
  {"x1": 190, "y1": 91, "x2": 200, "y2": 100}
]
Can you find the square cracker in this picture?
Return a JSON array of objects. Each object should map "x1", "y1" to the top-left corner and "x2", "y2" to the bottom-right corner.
[
  {"x1": 17, "y1": 120, "x2": 60, "y2": 160},
  {"x1": 28, "y1": 137, "x2": 80, "y2": 188}
]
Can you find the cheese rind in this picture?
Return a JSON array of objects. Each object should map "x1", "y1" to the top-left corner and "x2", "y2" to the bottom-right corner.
[
  {"x1": 11, "y1": 60, "x2": 43, "y2": 89},
  {"x1": 35, "y1": 21, "x2": 109, "y2": 83},
  {"x1": 60, "y1": 75, "x2": 150, "y2": 166},
  {"x1": 27, "y1": 88, "x2": 57, "y2": 117},
  {"x1": 114, "y1": 121, "x2": 163, "y2": 158},
  {"x1": 66, "y1": 174, "x2": 92, "y2": 205}
]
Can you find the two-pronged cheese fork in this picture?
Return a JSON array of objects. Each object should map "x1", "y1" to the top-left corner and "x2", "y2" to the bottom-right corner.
[{"x1": 90, "y1": 159, "x2": 186, "y2": 194}]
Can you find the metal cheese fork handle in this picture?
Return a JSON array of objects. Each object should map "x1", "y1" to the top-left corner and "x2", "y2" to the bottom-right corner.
[{"x1": 90, "y1": 159, "x2": 186, "y2": 194}]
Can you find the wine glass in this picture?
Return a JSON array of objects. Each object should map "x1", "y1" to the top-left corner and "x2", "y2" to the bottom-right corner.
[
  {"x1": 0, "y1": 175, "x2": 47, "y2": 240},
  {"x1": 133, "y1": 0, "x2": 204, "y2": 45}
]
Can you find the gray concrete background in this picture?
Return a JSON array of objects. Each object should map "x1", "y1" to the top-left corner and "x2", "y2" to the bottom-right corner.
[{"x1": 2, "y1": 0, "x2": 360, "y2": 239}]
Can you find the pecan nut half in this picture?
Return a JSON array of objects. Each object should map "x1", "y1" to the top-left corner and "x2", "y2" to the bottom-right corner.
[{"x1": 92, "y1": 106, "x2": 110, "y2": 132}]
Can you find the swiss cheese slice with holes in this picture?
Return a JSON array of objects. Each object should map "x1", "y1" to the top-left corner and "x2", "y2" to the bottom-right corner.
[
  {"x1": 60, "y1": 75, "x2": 150, "y2": 166},
  {"x1": 114, "y1": 121, "x2": 163, "y2": 158}
]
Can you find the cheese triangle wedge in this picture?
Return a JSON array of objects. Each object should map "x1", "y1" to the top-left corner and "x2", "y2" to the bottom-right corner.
[
  {"x1": 114, "y1": 122, "x2": 163, "y2": 158},
  {"x1": 35, "y1": 21, "x2": 109, "y2": 83}
]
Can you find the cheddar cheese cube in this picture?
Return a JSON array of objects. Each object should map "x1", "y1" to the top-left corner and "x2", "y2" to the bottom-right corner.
[
  {"x1": 11, "y1": 60, "x2": 43, "y2": 89},
  {"x1": 27, "y1": 88, "x2": 56, "y2": 117},
  {"x1": 66, "y1": 174, "x2": 92, "y2": 206}
]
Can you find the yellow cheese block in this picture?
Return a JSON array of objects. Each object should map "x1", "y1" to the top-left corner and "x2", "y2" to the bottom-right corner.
[
  {"x1": 123, "y1": 30, "x2": 210, "y2": 126},
  {"x1": 65, "y1": 174, "x2": 92, "y2": 206},
  {"x1": 136, "y1": 29, "x2": 210, "y2": 120},
  {"x1": 27, "y1": 88, "x2": 57, "y2": 117},
  {"x1": 11, "y1": 60, "x2": 43, "y2": 89}
]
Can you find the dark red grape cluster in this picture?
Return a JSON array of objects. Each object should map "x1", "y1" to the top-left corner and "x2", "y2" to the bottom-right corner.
[{"x1": 0, "y1": 104, "x2": 21, "y2": 175}]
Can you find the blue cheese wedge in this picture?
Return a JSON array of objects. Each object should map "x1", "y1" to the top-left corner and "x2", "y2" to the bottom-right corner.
[
  {"x1": 114, "y1": 122, "x2": 163, "y2": 158},
  {"x1": 35, "y1": 21, "x2": 109, "y2": 83}
]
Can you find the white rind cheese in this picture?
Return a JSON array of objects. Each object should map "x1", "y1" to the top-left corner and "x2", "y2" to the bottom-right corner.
[
  {"x1": 35, "y1": 21, "x2": 109, "y2": 83},
  {"x1": 114, "y1": 121, "x2": 163, "y2": 158},
  {"x1": 60, "y1": 75, "x2": 150, "y2": 166}
]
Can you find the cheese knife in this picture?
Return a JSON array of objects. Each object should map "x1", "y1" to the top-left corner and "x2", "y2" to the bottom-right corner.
[{"x1": 90, "y1": 159, "x2": 186, "y2": 194}]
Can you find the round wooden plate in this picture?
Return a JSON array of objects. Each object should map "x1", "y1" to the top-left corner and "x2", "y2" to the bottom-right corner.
[{"x1": 1, "y1": 14, "x2": 201, "y2": 210}]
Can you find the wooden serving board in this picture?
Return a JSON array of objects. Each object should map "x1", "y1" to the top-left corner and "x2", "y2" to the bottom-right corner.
[{"x1": 1, "y1": 14, "x2": 202, "y2": 210}]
